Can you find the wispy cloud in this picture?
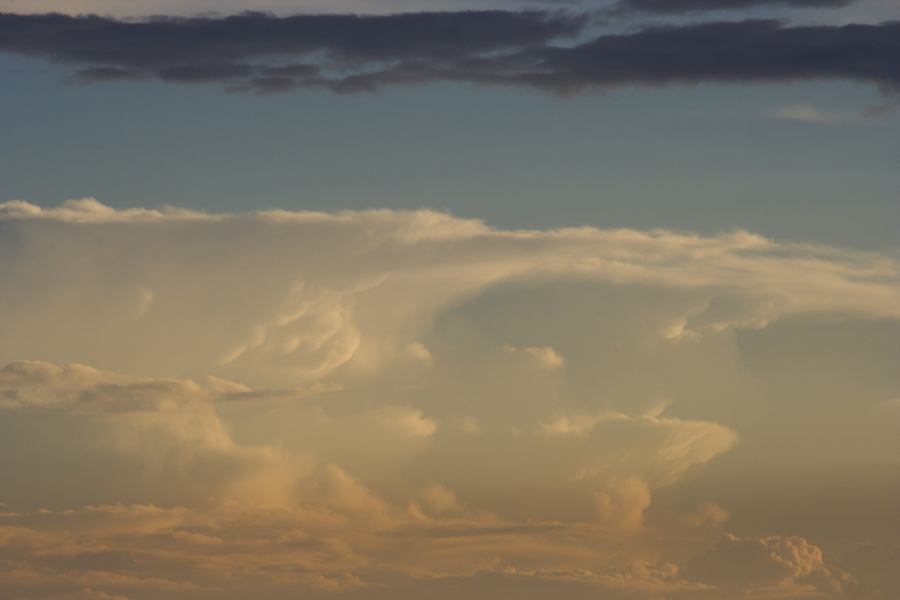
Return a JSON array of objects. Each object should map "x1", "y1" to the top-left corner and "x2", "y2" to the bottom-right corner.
[{"x1": 767, "y1": 103, "x2": 841, "y2": 124}]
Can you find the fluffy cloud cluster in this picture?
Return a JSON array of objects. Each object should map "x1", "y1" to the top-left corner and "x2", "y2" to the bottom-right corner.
[
  {"x1": 0, "y1": 359, "x2": 735, "y2": 598},
  {"x1": 0, "y1": 357, "x2": 734, "y2": 520},
  {"x1": 685, "y1": 534, "x2": 857, "y2": 598},
  {"x1": 1, "y1": 199, "x2": 899, "y2": 598}
]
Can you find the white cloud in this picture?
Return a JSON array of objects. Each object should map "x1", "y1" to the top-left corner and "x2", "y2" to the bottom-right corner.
[
  {"x1": 505, "y1": 345, "x2": 565, "y2": 369},
  {"x1": 403, "y1": 341, "x2": 434, "y2": 364},
  {"x1": 374, "y1": 405, "x2": 438, "y2": 438},
  {"x1": 0, "y1": 197, "x2": 211, "y2": 223},
  {"x1": 1, "y1": 199, "x2": 898, "y2": 390}
]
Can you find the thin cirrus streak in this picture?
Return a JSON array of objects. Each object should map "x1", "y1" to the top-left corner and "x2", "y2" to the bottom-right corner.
[{"x1": 1, "y1": 198, "x2": 899, "y2": 598}]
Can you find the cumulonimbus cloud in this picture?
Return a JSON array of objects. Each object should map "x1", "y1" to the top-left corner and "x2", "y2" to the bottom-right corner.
[
  {"x1": 0, "y1": 11, "x2": 898, "y2": 96},
  {"x1": 1, "y1": 199, "x2": 899, "y2": 598}
]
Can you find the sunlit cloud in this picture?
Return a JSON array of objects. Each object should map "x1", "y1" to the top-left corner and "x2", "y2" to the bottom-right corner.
[{"x1": 0, "y1": 199, "x2": 898, "y2": 598}]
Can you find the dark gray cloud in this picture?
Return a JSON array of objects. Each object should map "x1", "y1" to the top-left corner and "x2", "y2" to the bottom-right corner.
[
  {"x1": 612, "y1": 0, "x2": 852, "y2": 15},
  {"x1": 0, "y1": 11, "x2": 898, "y2": 96},
  {"x1": 0, "y1": 10, "x2": 584, "y2": 91},
  {"x1": 528, "y1": 19, "x2": 900, "y2": 91}
]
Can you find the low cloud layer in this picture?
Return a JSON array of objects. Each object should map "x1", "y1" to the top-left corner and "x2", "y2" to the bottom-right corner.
[
  {"x1": 1, "y1": 199, "x2": 899, "y2": 598},
  {"x1": 0, "y1": 11, "x2": 898, "y2": 95}
]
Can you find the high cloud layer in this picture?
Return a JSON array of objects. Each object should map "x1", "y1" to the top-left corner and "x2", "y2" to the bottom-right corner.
[
  {"x1": 0, "y1": 11, "x2": 899, "y2": 96},
  {"x1": 1, "y1": 199, "x2": 899, "y2": 598}
]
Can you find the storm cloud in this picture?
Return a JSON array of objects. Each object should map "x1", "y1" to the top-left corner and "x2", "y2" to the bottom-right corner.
[
  {"x1": 1, "y1": 198, "x2": 899, "y2": 598},
  {"x1": 0, "y1": 11, "x2": 898, "y2": 95}
]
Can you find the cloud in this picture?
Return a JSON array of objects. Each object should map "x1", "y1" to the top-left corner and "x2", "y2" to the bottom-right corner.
[
  {"x1": 0, "y1": 12, "x2": 899, "y2": 98},
  {"x1": 2, "y1": 199, "x2": 899, "y2": 389},
  {"x1": 1, "y1": 499, "x2": 724, "y2": 600},
  {"x1": 403, "y1": 341, "x2": 434, "y2": 364},
  {"x1": 1, "y1": 200, "x2": 900, "y2": 598},
  {"x1": 883, "y1": 397, "x2": 900, "y2": 411},
  {"x1": 767, "y1": 103, "x2": 840, "y2": 124},
  {"x1": 0, "y1": 10, "x2": 582, "y2": 93},
  {"x1": 0, "y1": 197, "x2": 210, "y2": 222},
  {"x1": 373, "y1": 405, "x2": 438, "y2": 437},
  {"x1": 611, "y1": 0, "x2": 853, "y2": 15},
  {"x1": 862, "y1": 99, "x2": 900, "y2": 118},
  {"x1": 0, "y1": 351, "x2": 736, "y2": 596},
  {"x1": 0, "y1": 358, "x2": 735, "y2": 527},
  {"x1": 0, "y1": 361, "x2": 313, "y2": 509},
  {"x1": 504, "y1": 344, "x2": 566, "y2": 368},
  {"x1": 530, "y1": 19, "x2": 900, "y2": 96},
  {"x1": 684, "y1": 533, "x2": 855, "y2": 597}
]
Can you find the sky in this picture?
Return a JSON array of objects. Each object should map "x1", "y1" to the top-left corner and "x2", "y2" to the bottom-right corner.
[{"x1": 0, "y1": 1, "x2": 899, "y2": 600}]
